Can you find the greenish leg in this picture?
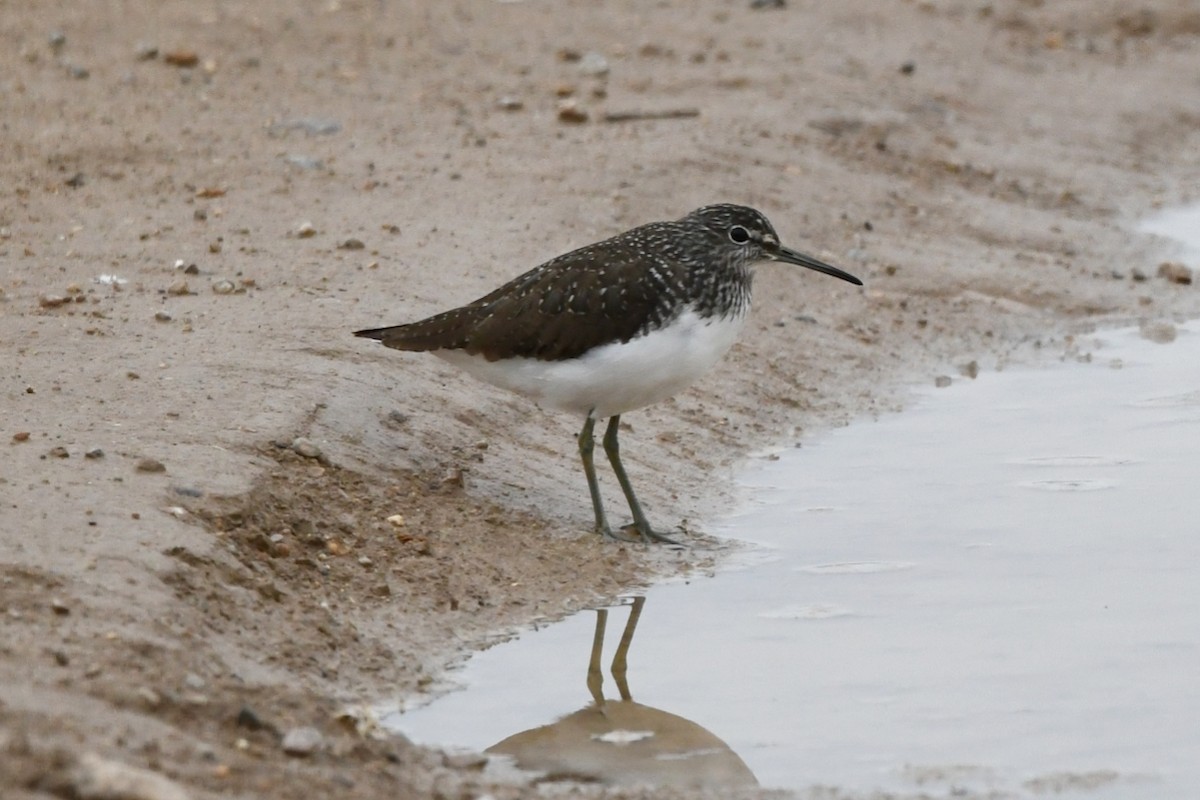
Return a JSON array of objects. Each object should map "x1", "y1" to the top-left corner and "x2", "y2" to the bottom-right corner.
[
  {"x1": 580, "y1": 416, "x2": 639, "y2": 542},
  {"x1": 602, "y1": 415, "x2": 680, "y2": 545}
]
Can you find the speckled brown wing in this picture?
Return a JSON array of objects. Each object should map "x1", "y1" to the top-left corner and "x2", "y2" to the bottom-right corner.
[{"x1": 355, "y1": 227, "x2": 682, "y2": 363}]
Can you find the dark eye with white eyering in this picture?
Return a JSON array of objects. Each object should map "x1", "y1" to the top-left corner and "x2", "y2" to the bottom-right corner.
[{"x1": 729, "y1": 225, "x2": 751, "y2": 244}]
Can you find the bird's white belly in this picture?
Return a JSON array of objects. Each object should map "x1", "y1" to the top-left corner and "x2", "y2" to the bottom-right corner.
[{"x1": 437, "y1": 309, "x2": 746, "y2": 418}]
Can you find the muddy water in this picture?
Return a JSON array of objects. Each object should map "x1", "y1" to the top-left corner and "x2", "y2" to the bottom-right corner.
[{"x1": 386, "y1": 211, "x2": 1200, "y2": 797}]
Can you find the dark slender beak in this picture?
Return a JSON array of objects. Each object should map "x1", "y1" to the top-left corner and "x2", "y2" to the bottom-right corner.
[{"x1": 769, "y1": 242, "x2": 863, "y2": 286}]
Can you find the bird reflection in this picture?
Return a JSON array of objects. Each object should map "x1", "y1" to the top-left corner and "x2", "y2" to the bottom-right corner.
[{"x1": 487, "y1": 596, "x2": 758, "y2": 789}]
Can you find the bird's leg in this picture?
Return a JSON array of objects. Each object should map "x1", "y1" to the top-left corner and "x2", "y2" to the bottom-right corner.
[
  {"x1": 602, "y1": 416, "x2": 680, "y2": 544},
  {"x1": 579, "y1": 416, "x2": 640, "y2": 542},
  {"x1": 610, "y1": 596, "x2": 645, "y2": 701},
  {"x1": 586, "y1": 608, "x2": 608, "y2": 708}
]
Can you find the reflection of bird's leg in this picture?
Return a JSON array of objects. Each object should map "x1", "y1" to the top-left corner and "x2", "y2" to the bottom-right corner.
[
  {"x1": 611, "y1": 596, "x2": 645, "y2": 701},
  {"x1": 587, "y1": 608, "x2": 608, "y2": 707}
]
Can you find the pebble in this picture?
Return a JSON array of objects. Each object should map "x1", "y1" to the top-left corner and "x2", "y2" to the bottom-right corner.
[
  {"x1": 291, "y1": 437, "x2": 322, "y2": 459},
  {"x1": 442, "y1": 751, "x2": 488, "y2": 770},
  {"x1": 934, "y1": 375, "x2": 952, "y2": 388},
  {"x1": 154, "y1": 311, "x2": 173, "y2": 322},
  {"x1": 68, "y1": 64, "x2": 90, "y2": 80},
  {"x1": 557, "y1": 99, "x2": 588, "y2": 124},
  {"x1": 40, "y1": 294, "x2": 69, "y2": 308},
  {"x1": 135, "y1": 42, "x2": 159, "y2": 61},
  {"x1": 281, "y1": 726, "x2": 324, "y2": 757},
  {"x1": 211, "y1": 279, "x2": 236, "y2": 294},
  {"x1": 85, "y1": 447, "x2": 105, "y2": 459},
  {"x1": 578, "y1": 51, "x2": 610, "y2": 77},
  {"x1": 235, "y1": 706, "x2": 272, "y2": 732},
  {"x1": 268, "y1": 118, "x2": 342, "y2": 137},
  {"x1": 49, "y1": 446, "x2": 70, "y2": 459},
  {"x1": 1130, "y1": 267, "x2": 1148, "y2": 282},
  {"x1": 68, "y1": 753, "x2": 190, "y2": 800},
  {"x1": 338, "y1": 238, "x2": 365, "y2": 250},
  {"x1": 136, "y1": 458, "x2": 166, "y2": 473},
  {"x1": 51, "y1": 598, "x2": 71, "y2": 615},
  {"x1": 283, "y1": 154, "x2": 324, "y2": 170},
  {"x1": 48, "y1": 31, "x2": 66, "y2": 51},
  {"x1": 959, "y1": 360, "x2": 979, "y2": 379},
  {"x1": 295, "y1": 221, "x2": 317, "y2": 238},
  {"x1": 163, "y1": 50, "x2": 199, "y2": 68},
  {"x1": 166, "y1": 280, "x2": 189, "y2": 296},
  {"x1": 183, "y1": 672, "x2": 206, "y2": 690},
  {"x1": 1157, "y1": 261, "x2": 1193, "y2": 285},
  {"x1": 496, "y1": 96, "x2": 523, "y2": 111},
  {"x1": 1139, "y1": 320, "x2": 1177, "y2": 344},
  {"x1": 12, "y1": 432, "x2": 31, "y2": 443},
  {"x1": 386, "y1": 514, "x2": 406, "y2": 528}
]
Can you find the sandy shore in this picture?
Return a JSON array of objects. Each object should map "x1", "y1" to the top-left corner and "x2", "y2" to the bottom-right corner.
[{"x1": 3, "y1": 1, "x2": 1199, "y2": 797}]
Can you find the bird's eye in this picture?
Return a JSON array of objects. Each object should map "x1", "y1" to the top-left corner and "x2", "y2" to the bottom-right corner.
[{"x1": 729, "y1": 225, "x2": 751, "y2": 244}]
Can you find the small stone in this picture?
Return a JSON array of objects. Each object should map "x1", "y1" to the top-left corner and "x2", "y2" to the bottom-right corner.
[
  {"x1": 557, "y1": 100, "x2": 588, "y2": 124},
  {"x1": 281, "y1": 726, "x2": 324, "y2": 757},
  {"x1": 338, "y1": 238, "x2": 365, "y2": 250},
  {"x1": 496, "y1": 96, "x2": 523, "y2": 111},
  {"x1": 183, "y1": 672, "x2": 206, "y2": 690},
  {"x1": 386, "y1": 514, "x2": 405, "y2": 528},
  {"x1": 166, "y1": 280, "x2": 189, "y2": 296},
  {"x1": 1131, "y1": 267, "x2": 1148, "y2": 282},
  {"x1": 1139, "y1": 320, "x2": 1177, "y2": 344},
  {"x1": 65, "y1": 172, "x2": 86, "y2": 187},
  {"x1": 442, "y1": 751, "x2": 488, "y2": 770},
  {"x1": 236, "y1": 706, "x2": 272, "y2": 732},
  {"x1": 51, "y1": 598, "x2": 71, "y2": 615},
  {"x1": 163, "y1": 50, "x2": 199, "y2": 68},
  {"x1": 959, "y1": 360, "x2": 979, "y2": 379},
  {"x1": 283, "y1": 154, "x2": 324, "y2": 170},
  {"x1": 49, "y1": 446, "x2": 70, "y2": 459},
  {"x1": 211, "y1": 279, "x2": 236, "y2": 294},
  {"x1": 85, "y1": 447, "x2": 105, "y2": 459},
  {"x1": 135, "y1": 42, "x2": 159, "y2": 61},
  {"x1": 934, "y1": 375, "x2": 952, "y2": 388},
  {"x1": 750, "y1": 0, "x2": 787, "y2": 7},
  {"x1": 291, "y1": 437, "x2": 322, "y2": 459},
  {"x1": 154, "y1": 311, "x2": 173, "y2": 322},
  {"x1": 1157, "y1": 261, "x2": 1193, "y2": 285},
  {"x1": 68, "y1": 64, "x2": 90, "y2": 80},
  {"x1": 12, "y1": 432, "x2": 31, "y2": 443},
  {"x1": 137, "y1": 687, "x2": 162, "y2": 707},
  {"x1": 295, "y1": 221, "x2": 317, "y2": 238},
  {"x1": 578, "y1": 51, "x2": 610, "y2": 77},
  {"x1": 40, "y1": 294, "x2": 69, "y2": 308},
  {"x1": 899, "y1": 60, "x2": 916, "y2": 75},
  {"x1": 48, "y1": 31, "x2": 66, "y2": 50},
  {"x1": 136, "y1": 458, "x2": 166, "y2": 473}
]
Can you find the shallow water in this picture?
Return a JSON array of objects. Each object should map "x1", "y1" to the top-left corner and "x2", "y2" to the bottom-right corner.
[
  {"x1": 385, "y1": 208, "x2": 1200, "y2": 798},
  {"x1": 386, "y1": 320, "x2": 1199, "y2": 798}
]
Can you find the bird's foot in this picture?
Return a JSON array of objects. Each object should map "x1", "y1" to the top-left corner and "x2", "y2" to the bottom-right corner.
[{"x1": 600, "y1": 522, "x2": 683, "y2": 546}]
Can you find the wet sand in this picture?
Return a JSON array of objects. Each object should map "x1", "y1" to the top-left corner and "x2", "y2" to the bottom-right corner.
[{"x1": 3, "y1": 1, "x2": 1200, "y2": 797}]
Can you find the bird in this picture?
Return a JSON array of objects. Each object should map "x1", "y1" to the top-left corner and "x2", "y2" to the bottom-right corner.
[{"x1": 354, "y1": 204, "x2": 862, "y2": 544}]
